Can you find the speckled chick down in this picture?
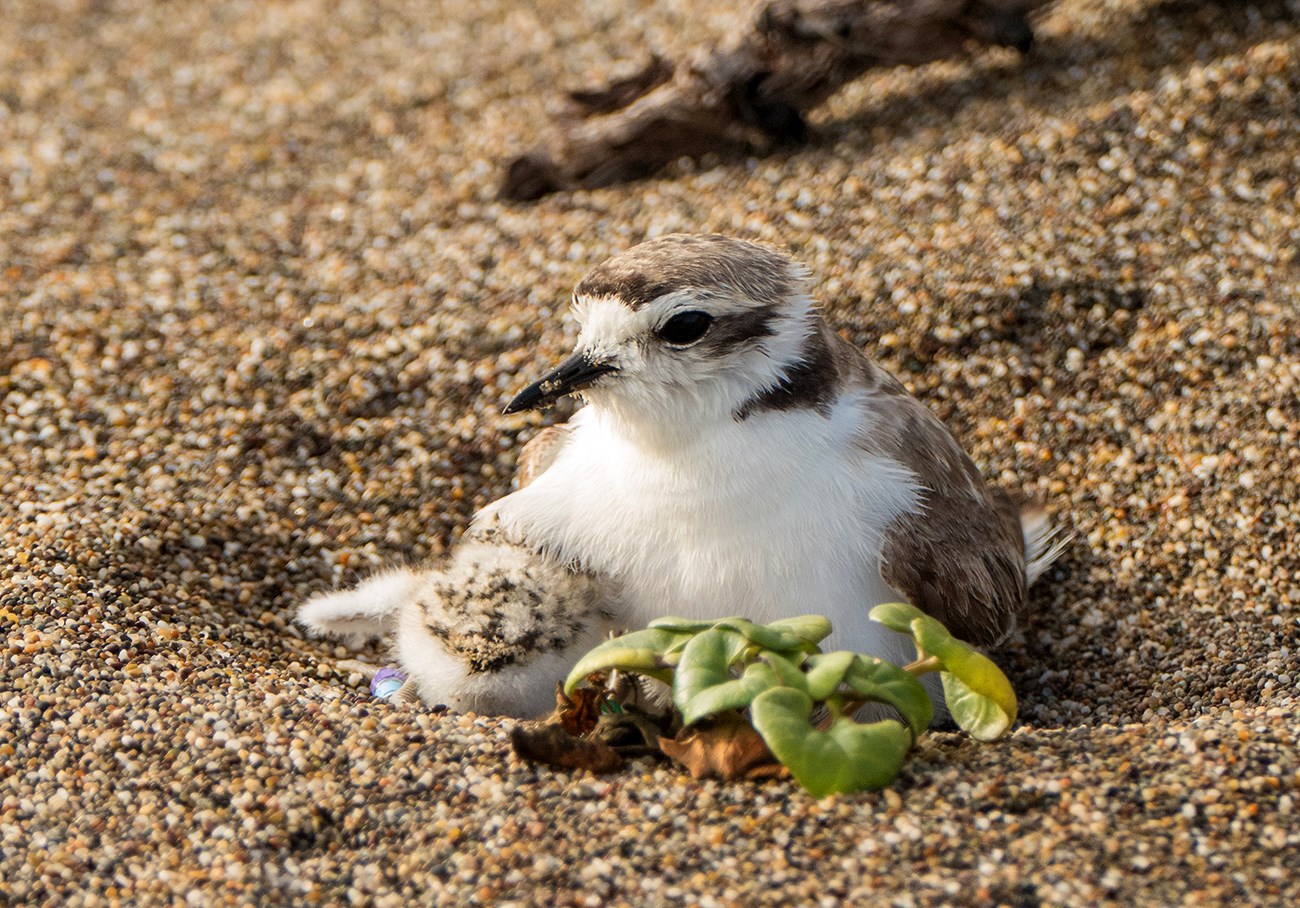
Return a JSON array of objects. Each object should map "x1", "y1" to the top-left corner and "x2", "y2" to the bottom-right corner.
[{"x1": 298, "y1": 532, "x2": 616, "y2": 717}]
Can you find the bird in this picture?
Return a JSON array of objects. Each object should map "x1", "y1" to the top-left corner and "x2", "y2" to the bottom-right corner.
[{"x1": 298, "y1": 234, "x2": 1066, "y2": 719}]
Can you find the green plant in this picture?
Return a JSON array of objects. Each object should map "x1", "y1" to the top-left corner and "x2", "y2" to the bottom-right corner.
[{"x1": 563, "y1": 605, "x2": 1018, "y2": 797}]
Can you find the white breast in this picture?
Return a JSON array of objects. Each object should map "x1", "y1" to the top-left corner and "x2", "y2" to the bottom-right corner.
[{"x1": 479, "y1": 394, "x2": 925, "y2": 664}]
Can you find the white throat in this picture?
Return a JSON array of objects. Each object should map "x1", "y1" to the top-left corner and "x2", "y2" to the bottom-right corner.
[
  {"x1": 477, "y1": 385, "x2": 924, "y2": 663},
  {"x1": 575, "y1": 292, "x2": 820, "y2": 451}
]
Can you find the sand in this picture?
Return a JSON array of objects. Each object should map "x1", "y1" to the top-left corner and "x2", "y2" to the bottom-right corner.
[{"x1": 2, "y1": 0, "x2": 1298, "y2": 904}]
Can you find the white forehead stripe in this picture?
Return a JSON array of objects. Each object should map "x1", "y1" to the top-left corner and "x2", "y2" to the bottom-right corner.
[{"x1": 573, "y1": 295, "x2": 644, "y2": 358}]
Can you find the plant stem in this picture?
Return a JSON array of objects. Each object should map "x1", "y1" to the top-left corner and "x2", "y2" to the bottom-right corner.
[
  {"x1": 903, "y1": 655, "x2": 942, "y2": 676},
  {"x1": 838, "y1": 698, "x2": 865, "y2": 718}
]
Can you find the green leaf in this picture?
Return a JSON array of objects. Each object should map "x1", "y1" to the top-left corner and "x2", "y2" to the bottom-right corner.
[
  {"x1": 841, "y1": 656, "x2": 934, "y2": 738},
  {"x1": 649, "y1": 615, "x2": 830, "y2": 652},
  {"x1": 939, "y1": 646, "x2": 1017, "y2": 740},
  {"x1": 868, "y1": 603, "x2": 1016, "y2": 739},
  {"x1": 596, "y1": 626, "x2": 694, "y2": 655},
  {"x1": 713, "y1": 618, "x2": 817, "y2": 654},
  {"x1": 763, "y1": 615, "x2": 833, "y2": 648},
  {"x1": 563, "y1": 627, "x2": 689, "y2": 693},
  {"x1": 674, "y1": 646, "x2": 818, "y2": 728},
  {"x1": 648, "y1": 616, "x2": 739, "y2": 634},
  {"x1": 868, "y1": 602, "x2": 928, "y2": 636},
  {"x1": 908, "y1": 614, "x2": 957, "y2": 661},
  {"x1": 676, "y1": 661, "x2": 782, "y2": 727},
  {"x1": 759, "y1": 651, "x2": 809, "y2": 692},
  {"x1": 750, "y1": 687, "x2": 912, "y2": 796},
  {"x1": 672, "y1": 627, "x2": 755, "y2": 723},
  {"x1": 904, "y1": 616, "x2": 1016, "y2": 740},
  {"x1": 877, "y1": 606, "x2": 1017, "y2": 740},
  {"x1": 942, "y1": 671, "x2": 1014, "y2": 741},
  {"x1": 802, "y1": 651, "x2": 856, "y2": 701}
]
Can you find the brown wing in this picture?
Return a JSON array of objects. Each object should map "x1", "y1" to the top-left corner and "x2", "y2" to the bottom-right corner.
[
  {"x1": 515, "y1": 424, "x2": 573, "y2": 489},
  {"x1": 879, "y1": 486, "x2": 1027, "y2": 647},
  {"x1": 830, "y1": 331, "x2": 1028, "y2": 647}
]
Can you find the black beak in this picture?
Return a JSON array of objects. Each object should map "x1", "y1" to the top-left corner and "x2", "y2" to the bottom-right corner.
[{"x1": 503, "y1": 352, "x2": 618, "y2": 414}]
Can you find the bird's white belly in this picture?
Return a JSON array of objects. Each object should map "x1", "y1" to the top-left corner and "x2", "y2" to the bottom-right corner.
[{"x1": 482, "y1": 407, "x2": 923, "y2": 663}]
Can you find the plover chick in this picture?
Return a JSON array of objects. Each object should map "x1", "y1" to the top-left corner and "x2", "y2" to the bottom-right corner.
[
  {"x1": 298, "y1": 528, "x2": 616, "y2": 717},
  {"x1": 300, "y1": 234, "x2": 1066, "y2": 719}
]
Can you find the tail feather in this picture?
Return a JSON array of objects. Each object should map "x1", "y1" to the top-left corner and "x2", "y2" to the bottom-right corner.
[
  {"x1": 296, "y1": 568, "x2": 421, "y2": 646},
  {"x1": 1020, "y1": 505, "x2": 1071, "y2": 586}
]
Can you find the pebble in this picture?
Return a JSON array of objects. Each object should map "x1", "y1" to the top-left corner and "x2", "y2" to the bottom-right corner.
[{"x1": 2, "y1": 0, "x2": 1298, "y2": 905}]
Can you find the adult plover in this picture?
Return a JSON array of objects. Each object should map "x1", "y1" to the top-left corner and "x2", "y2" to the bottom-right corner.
[{"x1": 300, "y1": 234, "x2": 1066, "y2": 718}]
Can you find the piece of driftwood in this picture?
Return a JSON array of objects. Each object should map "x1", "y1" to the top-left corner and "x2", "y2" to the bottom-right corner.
[{"x1": 500, "y1": 0, "x2": 1051, "y2": 201}]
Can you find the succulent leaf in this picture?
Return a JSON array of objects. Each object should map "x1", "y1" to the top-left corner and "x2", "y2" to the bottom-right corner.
[{"x1": 750, "y1": 687, "x2": 912, "y2": 797}]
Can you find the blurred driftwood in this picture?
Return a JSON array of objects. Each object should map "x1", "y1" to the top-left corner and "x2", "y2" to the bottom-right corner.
[{"x1": 501, "y1": 0, "x2": 1050, "y2": 201}]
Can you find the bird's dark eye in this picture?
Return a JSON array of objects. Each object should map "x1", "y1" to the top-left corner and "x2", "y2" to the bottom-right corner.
[{"x1": 656, "y1": 310, "x2": 713, "y2": 346}]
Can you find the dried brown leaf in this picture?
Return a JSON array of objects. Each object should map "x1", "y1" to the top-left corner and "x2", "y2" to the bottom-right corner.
[
  {"x1": 509, "y1": 722, "x2": 624, "y2": 774},
  {"x1": 657, "y1": 715, "x2": 788, "y2": 782},
  {"x1": 552, "y1": 681, "x2": 605, "y2": 738},
  {"x1": 591, "y1": 710, "x2": 668, "y2": 759}
]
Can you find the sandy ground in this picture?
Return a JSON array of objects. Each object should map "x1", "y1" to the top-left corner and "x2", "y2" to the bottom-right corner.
[{"x1": 2, "y1": 0, "x2": 1298, "y2": 904}]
